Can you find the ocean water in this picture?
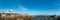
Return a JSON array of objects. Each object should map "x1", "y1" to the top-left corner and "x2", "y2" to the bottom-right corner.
[{"x1": 32, "y1": 17, "x2": 54, "y2": 20}]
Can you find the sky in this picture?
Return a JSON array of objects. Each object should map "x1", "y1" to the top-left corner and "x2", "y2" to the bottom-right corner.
[{"x1": 0, "y1": 0, "x2": 60, "y2": 15}]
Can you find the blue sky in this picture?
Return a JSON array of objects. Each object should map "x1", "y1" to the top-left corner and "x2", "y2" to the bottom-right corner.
[{"x1": 0, "y1": 0, "x2": 60, "y2": 15}]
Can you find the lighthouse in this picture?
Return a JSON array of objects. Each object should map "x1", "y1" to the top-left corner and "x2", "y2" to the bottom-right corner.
[
  {"x1": 7, "y1": 9, "x2": 13, "y2": 13},
  {"x1": 6, "y1": 9, "x2": 13, "y2": 16}
]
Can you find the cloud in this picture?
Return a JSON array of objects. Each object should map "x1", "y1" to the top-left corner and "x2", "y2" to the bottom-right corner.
[
  {"x1": 18, "y1": 5, "x2": 30, "y2": 14},
  {"x1": 18, "y1": 5, "x2": 60, "y2": 15},
  {"x1": 18, "y1": 5, "x2": 47, "y2": 15},
  {"x1": 19, "y1": 5, "x2": 29, "y2": 11}
]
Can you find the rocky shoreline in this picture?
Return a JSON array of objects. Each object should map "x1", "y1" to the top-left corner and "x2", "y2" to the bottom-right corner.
[
  {"x1": 0, "y1": 13, "x2": 56, "y2": 20},
  {"x1": 0, "y1": 9, "x2": 57, "y2": 20}
]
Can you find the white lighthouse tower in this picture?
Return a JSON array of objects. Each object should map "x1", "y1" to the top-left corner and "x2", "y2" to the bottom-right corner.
[{"x1": 7, "y1": 9, "x2": 13, "y2": 13}]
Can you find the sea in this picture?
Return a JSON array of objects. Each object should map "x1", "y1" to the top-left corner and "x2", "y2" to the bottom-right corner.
[
  {"x1": 32, "y1": 17, "x2": 55, "y2": 20},
  {"x1": 30, "y1": 15, "x2": 57, "y2": 20}
]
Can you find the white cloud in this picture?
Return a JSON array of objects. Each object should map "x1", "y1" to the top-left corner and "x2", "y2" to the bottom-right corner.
[
  {"x1": 19, "y1": 5, "x2": 29, "y2": 11},
  {"x1": 18, "y1": 5, "x2": 30, "y2": 14},
  {"x1": 18, "y1": 5, "x2": 60, "y2": 15}
]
